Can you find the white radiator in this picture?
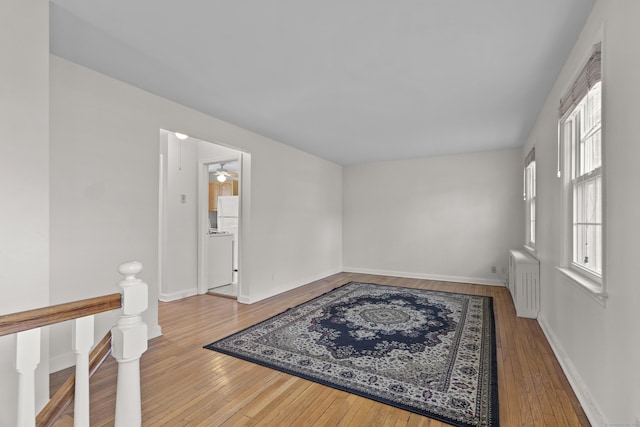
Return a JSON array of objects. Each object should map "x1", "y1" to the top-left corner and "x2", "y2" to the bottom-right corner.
[{"x1": 508, "y1": 249, "x2": 540, "y2": 318}]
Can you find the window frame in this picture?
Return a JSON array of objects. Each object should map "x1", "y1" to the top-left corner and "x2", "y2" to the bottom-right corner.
[
  {"x1": 563, "y1": 100, "x2": 603, "y2": 283},
  {"x1": 557, "y1": 42, "x2": 606, "y2": 303},
  {"x1": 524, "y1": 149, "x2": 536, "y2": 252}
]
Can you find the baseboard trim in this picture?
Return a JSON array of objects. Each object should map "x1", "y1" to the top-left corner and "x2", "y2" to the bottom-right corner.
[
  {"x1": 148, "y1": 324, "x2": 162, "y2": 339},
  {"x1": 159, "y1": 288, "x2": 197, "y2": 302},
  {"x1": 237, "y1": 267, "x2": 503, "y2": 304},
  {"x1": 50, "y1": 323, "x2": 164, "y2": 373},
  {"x1": 342, "y1": 267, "x2": 505, "y2": 287},
  {"x1": 537, "y1": 315, "x2": 607, "y2": 427},
  {"x1": 239, "y1": 267, "x2": 343, "y2": 304}
]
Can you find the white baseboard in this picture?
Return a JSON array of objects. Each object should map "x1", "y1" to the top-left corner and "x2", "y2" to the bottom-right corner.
[
  {"x1": 537, "y1": 315, "x2": 606, "y2": 427},
  {"x1": 159, "y1": 288, "x2": 198, "y2": 302},
  {"x1": 50, "y1": 323, "x2": 164, "y2": 374},
  {"x1": 236, "y1": 266, "x2": 503, "y2": 305},
  {"x1": 238, "y1": 267, "x2": 343, "y2": 304},
  {"x1": 148, "y1": 324, "x2": 162, "y2": 339},
  {"x1": 342, "y1": 267, "x2": 505, "y2": 287}
]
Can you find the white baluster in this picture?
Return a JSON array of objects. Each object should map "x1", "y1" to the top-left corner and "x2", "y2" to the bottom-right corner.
[
  {"x1": 72, "y1": 315, "x2": 94, "y2": 427},
  {"x1": 111, "y1": 261, "x2": 148, "y2": 427},
  {"x1": 15, "y1": 328, "x2": 41, "y2": 427}
]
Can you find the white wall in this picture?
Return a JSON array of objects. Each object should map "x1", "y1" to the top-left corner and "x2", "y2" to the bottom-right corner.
[
  {"x1": 161, "y1": 133, "x2": 199, "y2": 300},
  {"x1": 523, "y1": 1, "x2": 640, "y2": 424},
  {"x1": 159, "y1": 132, "x2": 240, "y2": 301},
  {"x1": 0, "y1": 0, "x2": 50, "y2": 424},
  {"x1": 343, "y1": 149, "x2": 523, "y2": 285},
  {"x1": 244, "y1": 139, "x2": 343, "y2": 302},
  {"x1": 49, "y1": 54, "x2": 343, "y2": 354}
]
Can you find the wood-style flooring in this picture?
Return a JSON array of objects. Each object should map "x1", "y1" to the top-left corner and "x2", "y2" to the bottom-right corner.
[{"x1": 51, "y1": 272, "x2": 590, "y2": 426}]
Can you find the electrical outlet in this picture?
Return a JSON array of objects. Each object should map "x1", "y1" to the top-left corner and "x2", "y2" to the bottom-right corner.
[
  {"x1": 491, "y1": 266, "x2": 497, "y2": 274},
  {"x1": 180, "y1": 194, "x2": 186, "y2": 203}
]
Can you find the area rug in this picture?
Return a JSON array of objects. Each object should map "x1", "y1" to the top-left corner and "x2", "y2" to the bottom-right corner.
[{"x1": 204, "y1": 282, "x2": 498, "y2": 427}]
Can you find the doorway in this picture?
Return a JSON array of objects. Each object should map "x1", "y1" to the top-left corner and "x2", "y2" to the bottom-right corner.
[
  {"x1": 158, "y1": 129, "x2": 248, "y2": 302},
  {"x1": 199, "y1": 156, "x2": 241, "y2": 298}
]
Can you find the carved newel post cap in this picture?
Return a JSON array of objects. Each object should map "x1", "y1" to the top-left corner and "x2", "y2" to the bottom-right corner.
[
  {"x1": 117, "y1": 261, "x2": 148, "y2": 315},
  {"x1": 118, "y1": 261, "x2": 143, "y2": 279}
]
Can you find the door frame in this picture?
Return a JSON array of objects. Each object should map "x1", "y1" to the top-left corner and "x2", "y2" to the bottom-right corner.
[{"x1": 197, "y1": 155, "x2": 242, "y2": 296}]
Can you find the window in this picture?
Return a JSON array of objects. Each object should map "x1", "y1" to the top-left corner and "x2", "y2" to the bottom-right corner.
[
  {"x1": 559, "y1": 43, "x2": 603, "y2": 287},
  {"x1": 524, "y1": 148, "x2": 536, "y2": 250}
]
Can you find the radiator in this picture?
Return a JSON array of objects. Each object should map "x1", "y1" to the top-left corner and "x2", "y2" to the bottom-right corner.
[{"x1": 508, "y1": 249, "x2": 540, "y2": 318}]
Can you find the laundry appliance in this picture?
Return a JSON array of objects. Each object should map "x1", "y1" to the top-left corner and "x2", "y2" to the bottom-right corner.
[{"x1": 217, "y1": 196, "x2": 239, "y2": 278}]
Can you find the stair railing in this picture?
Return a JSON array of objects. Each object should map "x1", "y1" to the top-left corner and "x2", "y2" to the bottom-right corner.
[{"x1": 0, "y1": 261, "x2": 149, "y2": 427}]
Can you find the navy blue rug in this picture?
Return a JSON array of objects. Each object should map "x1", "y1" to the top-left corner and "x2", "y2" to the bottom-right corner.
[{"x1": 205, "y1": 282, "x2": 498, "y2": 427}]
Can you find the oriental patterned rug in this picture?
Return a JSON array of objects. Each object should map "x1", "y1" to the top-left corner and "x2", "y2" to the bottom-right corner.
[{"x1": 204, "y1": 282, "x2": 498, "y2": 427}]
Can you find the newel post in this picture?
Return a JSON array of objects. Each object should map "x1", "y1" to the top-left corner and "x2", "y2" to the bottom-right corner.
[{"x1": 111, "y1": 261, "x2": 148, "y2": 427}]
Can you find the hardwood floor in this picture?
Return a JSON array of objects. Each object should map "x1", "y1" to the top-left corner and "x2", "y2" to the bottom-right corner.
[{"x1": 51, "y1": 273, "x2": 590, "y2": 426}]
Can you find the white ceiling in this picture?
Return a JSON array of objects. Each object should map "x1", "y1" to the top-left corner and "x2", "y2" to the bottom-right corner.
[{"x1": 49, "y1": 0, "x2": 595, "y2": 165}]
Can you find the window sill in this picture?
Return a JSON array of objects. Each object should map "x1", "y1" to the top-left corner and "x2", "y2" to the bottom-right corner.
[{"x1": 556, "y1": 267, "x2": 608, "y2": 306}]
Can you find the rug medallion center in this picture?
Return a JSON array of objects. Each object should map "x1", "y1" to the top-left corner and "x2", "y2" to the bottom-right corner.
[
  {"x1": 312, "y1": 294, "x2": 456, "y2": 359},
  {"x1": 359, "y1": 307, "x2": 409, "y2": 324}
]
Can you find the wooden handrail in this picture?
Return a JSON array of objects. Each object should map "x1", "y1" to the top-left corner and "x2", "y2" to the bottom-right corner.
[
  {"x1": 7, "y1": 261, "x2": 147, "y2": 426},
  {"x1": 36, "y1": 331, "x2": 113, "y2": 427},
  {"x1": 0, "y1": 293, "x2": 122, "y2": 337}
]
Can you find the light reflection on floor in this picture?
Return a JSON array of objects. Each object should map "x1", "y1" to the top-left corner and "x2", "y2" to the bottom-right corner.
[{"x1": 208, "y1": 282, "x2": 237, "y2": 298}]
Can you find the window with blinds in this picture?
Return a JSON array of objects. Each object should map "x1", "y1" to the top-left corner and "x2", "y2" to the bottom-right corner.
[{"x1": 559, "y1": 43, "x2": 603, "y2": 283}]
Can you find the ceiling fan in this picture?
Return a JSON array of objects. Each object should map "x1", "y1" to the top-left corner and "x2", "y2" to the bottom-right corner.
[{"x1": 214, "y1": 163, "x2": 237, "y2": 182}]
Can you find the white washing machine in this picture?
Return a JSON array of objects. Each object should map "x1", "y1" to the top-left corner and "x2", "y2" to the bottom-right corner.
[{"x1": 207, "y1": 232, "x2": 233, "y2": 289}]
